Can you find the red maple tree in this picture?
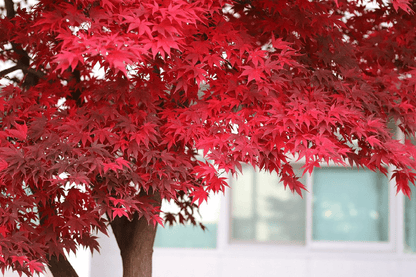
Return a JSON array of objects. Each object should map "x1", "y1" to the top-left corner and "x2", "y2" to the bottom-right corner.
[{"x1": 1, "y1": 0, "x2": 416, "y2": 276}]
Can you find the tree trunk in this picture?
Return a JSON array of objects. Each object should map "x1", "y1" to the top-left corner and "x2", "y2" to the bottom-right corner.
[
  {"x1": 110, "y1": 191, "x2": 161, "y2": 277},
  {"x1": 47, "y1": 254, "x2": 79, "y2": 277},
  {"x1": 110, "y1": 209, "x2": 160, "y2": 277}
]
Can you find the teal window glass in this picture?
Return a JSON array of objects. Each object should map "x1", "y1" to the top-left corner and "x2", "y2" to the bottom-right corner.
[
  {"x1": 154, "y1": 196, "x2": 220, "y2": 248},
  {"x1": 404, "y1": 136, "x2": 416, "y2": 253},
  {"x1": 404, "y1": 181, "x2": 416, "y2": 252},
  {"x1": 231, "y1": 165, "x2": 306, "y2": 243},
  {"x1": 312, "y1": 167, "x2": 389, "y2": 242},
  {"x1": 154, "y1": 223, "x2": 217, "y2": 248}
]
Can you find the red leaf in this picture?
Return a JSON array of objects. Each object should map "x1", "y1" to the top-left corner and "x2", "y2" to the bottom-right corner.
[
  {"x1": 392, "y1": 0, "x2": 414, "y2": 13},
  {"x1": 0, "y1": 225, "x2": 9, "y2": 237},
  {"x1": 240, "y1": 66, "x2": 266, "y2": 83},
  {"x1": 11, "y1": 256, "x2": 28, "y2": 267},
  {"x1": 190, "y1": 188, "x2": 209, "y2": 205},
  {"x1": 6, "y1": 123, "x2": 27, "y2": 141},
  {"x1": 0, "y1": 159, "x2": 8, "y2": 172},
  {"x1": 53, "y1": 51, "x2": 83, "y2": 73},
  {"x1": 112, "y1": 208, "x2": 129, "y2": 219},
  {"x1": 27, "y1": 260, "x2": 44, "y2": 275}
]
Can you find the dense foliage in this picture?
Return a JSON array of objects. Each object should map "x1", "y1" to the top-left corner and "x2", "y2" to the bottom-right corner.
[{"x1": 1, "y1": 0, "x2": 416, "y2": 275}]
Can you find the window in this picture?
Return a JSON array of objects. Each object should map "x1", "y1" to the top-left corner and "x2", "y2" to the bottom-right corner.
[
  {"x1": 312, "y1": 167, "x2": 388, "y2": 242},
  {"x1": 231, "y1": 164, "x2": 306, "y2": 244},
  {"x1": 404, "y1": 185, "x2": 416, "y2": 253},
  {"x1": 154, "y1": 194, "x2": 221, "y2": 248},
  {"x1": 230, "y1": 163, "x2": 391, "y2": 246},
  {"x1": 404, "y1": 136, "x2": 416, "y2": 253}
]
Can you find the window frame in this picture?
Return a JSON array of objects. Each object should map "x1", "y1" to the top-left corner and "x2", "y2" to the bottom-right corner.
[
  {"x1": 227, "y1": 158, "x2": 398, "y2": 252},
  {"x1": 399, "y1": 127, "x2": 416, "y2": 255}
]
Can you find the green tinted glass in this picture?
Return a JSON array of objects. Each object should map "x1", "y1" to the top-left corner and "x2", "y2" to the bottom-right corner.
[
  {"x1": 313, "y1": 167, "x2": 388, "y2": 242},
  {"x1": 231, "y1": 165, "x2": 306, "y2": 243},
  {"x1": 154, "y1": 223, "x2": 217, "y2": 248},
  {"x1": 154, "y1": 196, "x2": 220, "y2": 248}
]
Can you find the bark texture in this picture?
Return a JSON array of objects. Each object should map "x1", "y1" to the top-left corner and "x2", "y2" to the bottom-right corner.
[
  {"x1": 47, "y1": 255, "x2": 79, "y2": 277},
  {"x1": 110, "y1": 205, "x2": 160, "y2": 277}
]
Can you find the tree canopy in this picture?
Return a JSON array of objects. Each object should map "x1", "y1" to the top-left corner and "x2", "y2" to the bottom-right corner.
[{"x1": 1, "y1": 0, "x2": 416, "y2": 275}]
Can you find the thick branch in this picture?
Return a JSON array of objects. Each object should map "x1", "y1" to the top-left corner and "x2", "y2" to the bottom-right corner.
[
  {"x1": 5, "y1": 0, "x2": 15, "y2": 19},
  {"x1": 47, "y1": 255, "x2": 79, "y2": 277},
  {"x1": 4, "y1": 0, "x2": 40, "y2": 88},
  {"x1": 70, "y1": 69, "x2": 82, "y2": 106},
  {"x1": 0, "y1": 64, "x2": 45, "y2": 79},
  {"x1": 20, "y1": 65, "x2": 46, "y2": 79},
  {"x1": 0, "y1": 65, "x2": 20, "y2": 77}
]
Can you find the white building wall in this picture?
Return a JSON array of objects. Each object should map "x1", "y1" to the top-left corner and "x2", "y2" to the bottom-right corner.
[
  {"x1": 83, "y1": 185, "x2": 416, "y2": 277},
  {"x1": 87, "y1": 229, "x2": 416, "y2": 277},
  {"x1": 3, "y1": 217, "x2": 416, "y2": 276}
]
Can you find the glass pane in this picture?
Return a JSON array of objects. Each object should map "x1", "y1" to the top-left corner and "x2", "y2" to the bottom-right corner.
[
  {"x1": 404, "y1": 135, "x2": 416, "y2": 253},
  {"x1": 231, "y1": 165, "x2": 306, "y2": 243},
  {"x1": 313, "y1": 167, "x2": 388, "y2": 242},
  {"x1": 404, "y1": 178, "x2": 416, "y2": 253},
  {"x1": 154, "y1": 194, "x2": 220, "y2": 248},
  {"x1": 154, "y1": 223, "x2": 217, "y2": 248}
]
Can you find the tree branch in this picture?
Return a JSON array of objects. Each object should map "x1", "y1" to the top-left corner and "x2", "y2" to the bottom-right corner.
[
  {"x1": 5, "y1": 0, "x2": 15, "y2": 19},
  {"x1": 0, "y1": 65, "x2": 20, "y2": 77},
  {"x1": 4, "y1": 0, "x2": 41, "y2": 88},
  {"x1": 0, "y1": 64, "x2": 46, "y2": 79},
  {"x1": 20, "y1": 65, "x2": 46, "y2": 79}
]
